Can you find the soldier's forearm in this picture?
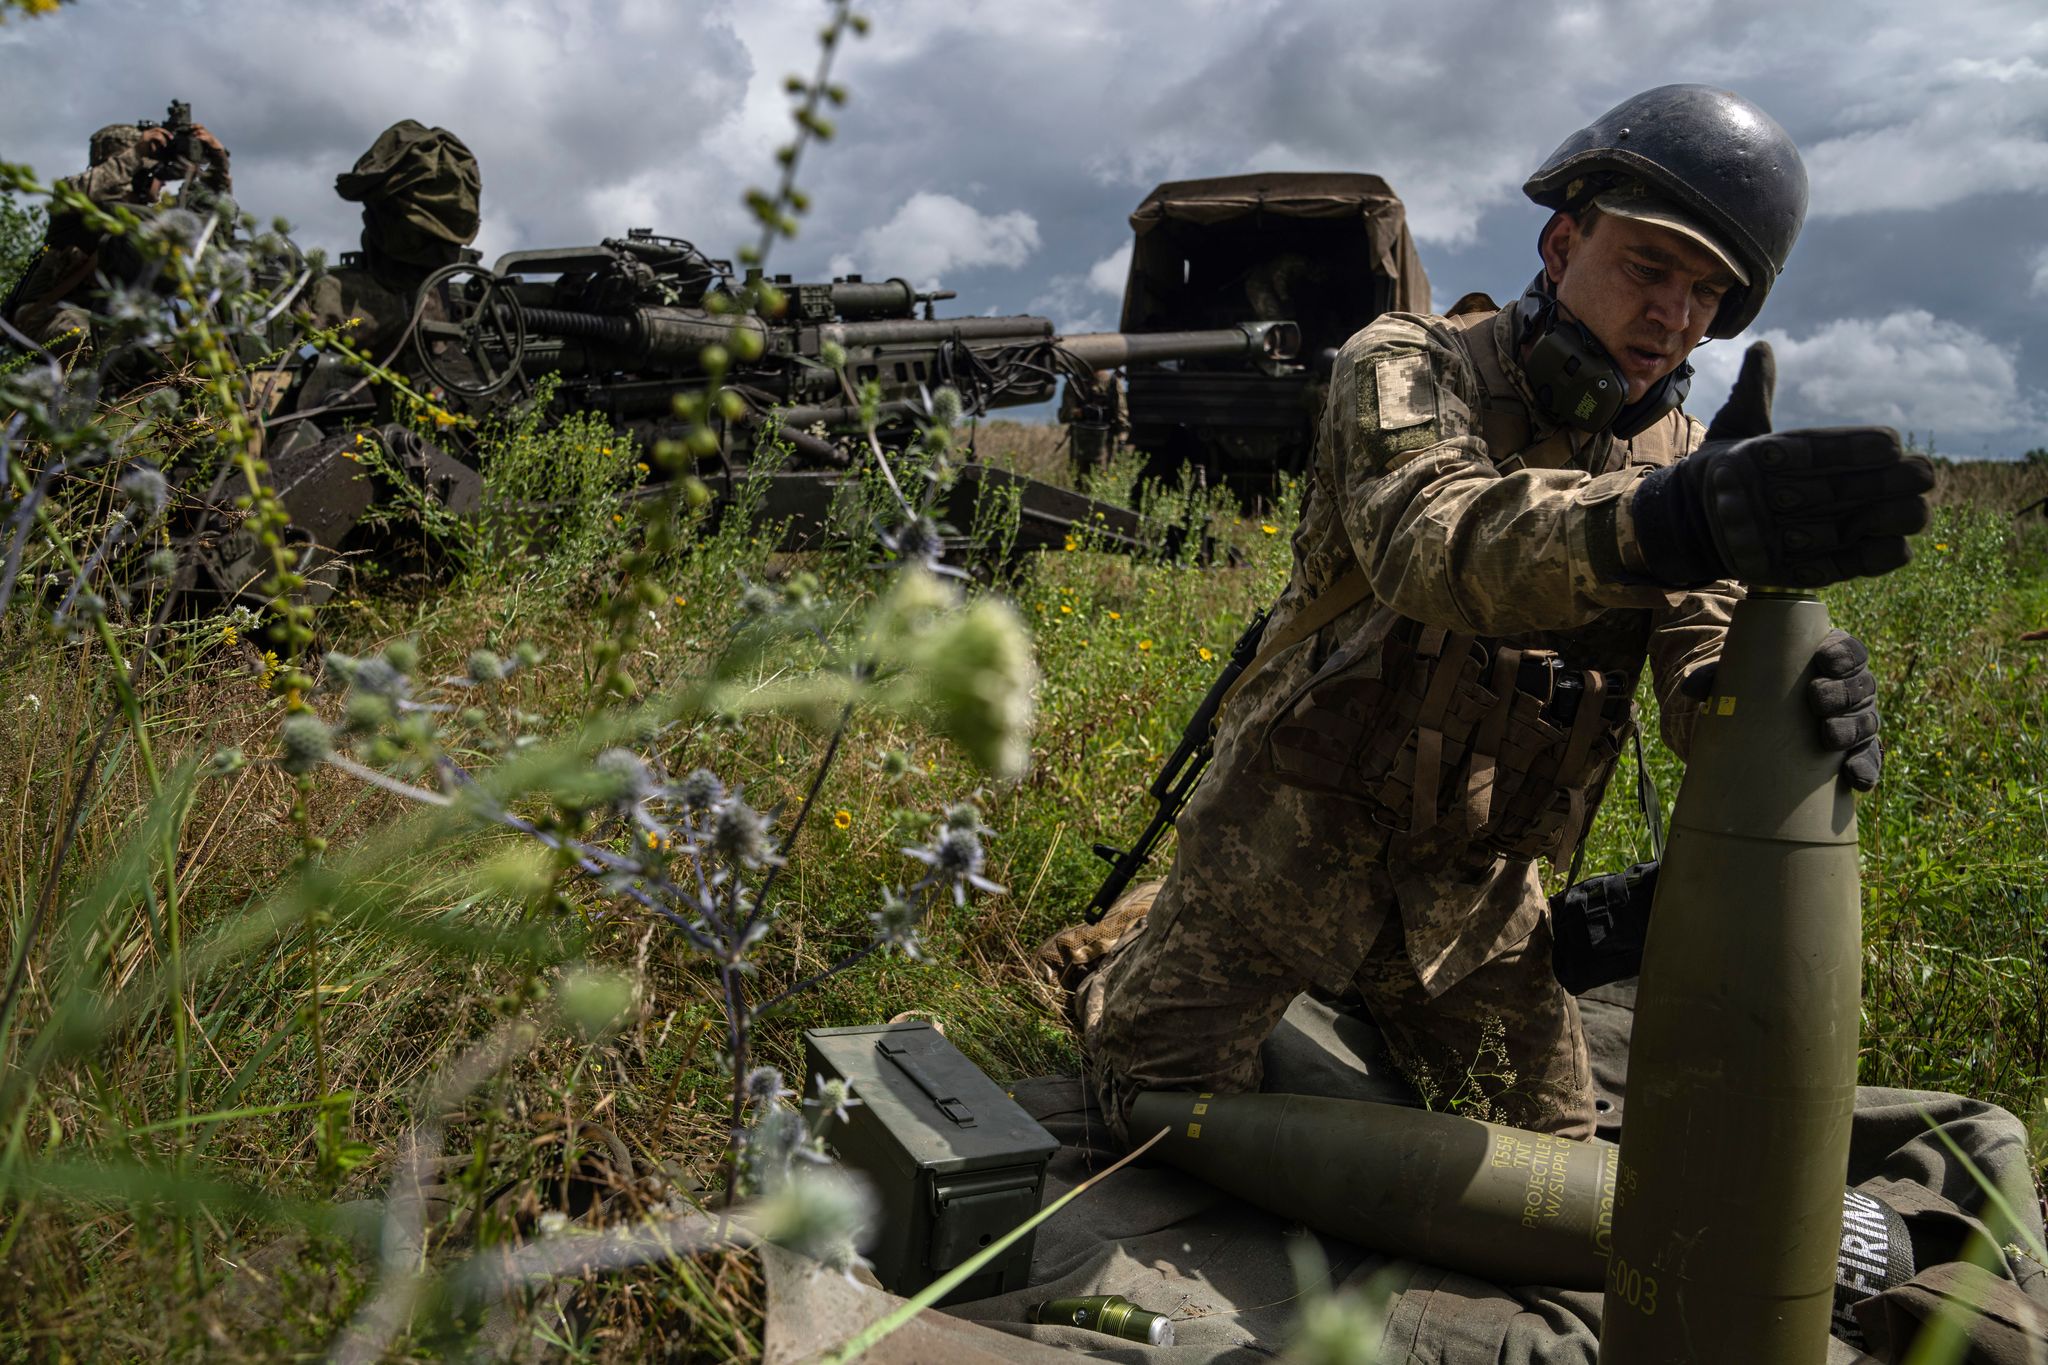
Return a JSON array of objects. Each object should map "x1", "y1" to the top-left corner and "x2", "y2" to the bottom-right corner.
[
  {"x1": 1345, "y1": 453, "x2": 1684, "y2": 636},
  {"x1": 1646, "y1": 581, "x2": 1741, "y2": 758}
]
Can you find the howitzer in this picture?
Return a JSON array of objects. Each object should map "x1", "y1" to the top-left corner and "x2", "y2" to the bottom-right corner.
[
  {"x1": 1085, "y1": 607, "x2": 1268, "y2": 921},
  {"x1": 408, "y1": 233, "x2": 1298, "y2": 444},
  {"x1": 235, "y1": 229, "x2": 1302, "y2": 611},
  {"x1": 352, "y1": 229, "x2": 1300, "y2": 559}
]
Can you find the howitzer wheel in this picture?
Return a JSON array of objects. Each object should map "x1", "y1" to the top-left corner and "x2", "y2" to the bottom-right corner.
[{"x1": 411, "y1": 263, "x2": 527, "y2": 399}]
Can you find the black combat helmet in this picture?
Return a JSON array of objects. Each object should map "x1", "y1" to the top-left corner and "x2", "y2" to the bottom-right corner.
[{"x1": 1523, "y1": 85, "x2": 1808, "y2": 338}]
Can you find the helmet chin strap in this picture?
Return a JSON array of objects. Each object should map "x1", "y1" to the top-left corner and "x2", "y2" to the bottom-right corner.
[{"x1": 1514, "y1": 273, "x2": 1692, "y2": 441}]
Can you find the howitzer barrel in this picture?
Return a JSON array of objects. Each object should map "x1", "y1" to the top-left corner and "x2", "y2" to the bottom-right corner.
[
  {"x1": 1600, "y1": 590, "x2": 1861, "y2": 1364},
  {"x1": 1130, "y1": 1091, "x2": 1621, "y2": 1289},
  {"x1": 517, "y1": 304, "x2": 769, "y2": 372},
  {"x1": 817, "y1": 315, "x2": 1056, "y2": 349},
  {"x1": 1058, "y1": 320, "x2": 1301, "y2": 369}
]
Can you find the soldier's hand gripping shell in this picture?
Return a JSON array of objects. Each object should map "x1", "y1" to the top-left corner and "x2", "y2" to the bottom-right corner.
[
  {"x1": 1680, "y1": 625, "x2": 1885, "y2": 790},
  {"x1": 1628, "y1": 342, "x2": 1936, "y2": 589},
  {"x1": 1810, "y1": 627, "x2": 1883, "y2": 789}
]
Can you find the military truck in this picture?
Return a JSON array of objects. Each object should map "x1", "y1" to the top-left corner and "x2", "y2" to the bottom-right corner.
[{"x1": 1074, "y1": 172, "x2": 1432, "y2": 494}]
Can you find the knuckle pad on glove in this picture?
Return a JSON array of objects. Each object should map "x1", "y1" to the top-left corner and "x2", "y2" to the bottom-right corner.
[
  {"x1": 1809, "y1": 675, "x2": 1874, "y2": 713},
  {"x1": 1812, "y1": 630, "x2": 1869, "y2": 673},
  {"x1": 1820, "y1": 710, "x2": 1878, "y2": 749}
]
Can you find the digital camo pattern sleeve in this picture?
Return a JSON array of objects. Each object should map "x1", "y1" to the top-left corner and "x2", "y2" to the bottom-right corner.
[
  {"x1": 64, "y1": 143, "x2": 154, "y2": 210},
  {"x1": 1319, "y1": 315, "x2": 1683, "y2": 637},
  {"x1": 1646, "y1": 580, "x2": 1740, "y2": 757}
]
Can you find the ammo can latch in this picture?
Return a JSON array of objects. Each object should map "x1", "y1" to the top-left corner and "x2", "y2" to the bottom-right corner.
[{"x1": 879, "y1": 1038, "x2": 976, "y2": 1127}]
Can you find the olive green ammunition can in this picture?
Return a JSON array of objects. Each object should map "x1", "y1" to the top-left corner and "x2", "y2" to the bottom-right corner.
[
  {"x1": 1600, "y1": 590, "x2": 1861, "y2": 1364},
  {"x1": 1030, "y1": 1294, "x2": 1176, "y2": 1345},
  {"x1": 804, "y1": 1023, "x2": 1057, "y2": 1304},
  {"x1": 1130, "y1": 1090, "x2": 1620, "y2": 1288}
]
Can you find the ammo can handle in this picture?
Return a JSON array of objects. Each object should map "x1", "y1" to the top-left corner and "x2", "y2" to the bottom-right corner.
[{"x1": 877, "y1": 1040, "x2": 976, "y2": 1127}]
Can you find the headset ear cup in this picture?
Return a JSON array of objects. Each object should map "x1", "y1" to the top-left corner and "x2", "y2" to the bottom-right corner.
[{"x1": 1611, "y1": 362, "x2": 1693, "y2": 440}]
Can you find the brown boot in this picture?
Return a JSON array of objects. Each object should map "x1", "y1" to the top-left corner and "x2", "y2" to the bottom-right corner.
[{"x1": 1034, "y1": 879, "x2": 1163, "y2": 997}]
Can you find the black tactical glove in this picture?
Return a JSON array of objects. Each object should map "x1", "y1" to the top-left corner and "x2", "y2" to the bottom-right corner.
[
  {"x1": 1629, "y1": 343, "x2": 1935, "y2": 589},
  {"x1": 1808, "y1": 628, "x2": 1882, "y2": 789},
  {"x1": 1677, "y1": 626, "x2": 1884, "y2": 790}
]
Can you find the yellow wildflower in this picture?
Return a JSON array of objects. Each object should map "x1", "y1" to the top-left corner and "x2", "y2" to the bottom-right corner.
[
  {"x1": 833, "y1": 809, "x2": 852, "y2": 830},
  {"x1": 1063, "y1": 537, "x2": 1077, "y2": 552},
  {"x1": 1935, "y1": 542, "x2": 1950, "y2": 551},
  {"x1": 1199, "y1": 646, "x2": 1214, "y2": 662},
  {"x1": 1260, "y1": 523, "x2": 1278, "y2": 535},
  {"x1": 673, "y1": 594, "x2": 688, "y2": 607},
  {"x1": 1108, "y1": 610, "x2": 1121, "y2": 621},
  {"x1": 1138, "y1": 639, "x2": 1152, "y2": 651},
  {"x1": 221, "y1": 624, "x2": 238, "y2": 647},
  {"x1": 1060, "y1": 604, "x2": 1073, "y2": 614},
  {"x1": 636, "y1": 462, "x2": 650, "y2": 475},
  {"x1": 433, "y1": 409, "x2": 457, "y2": 427}
]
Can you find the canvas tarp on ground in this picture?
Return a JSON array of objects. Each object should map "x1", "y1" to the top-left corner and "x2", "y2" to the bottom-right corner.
[{"x1": 762, "y1": 984, "x2": 2047, "y2": 1363}]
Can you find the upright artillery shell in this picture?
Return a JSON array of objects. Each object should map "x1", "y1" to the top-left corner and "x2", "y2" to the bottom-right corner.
[{"x1": 1599, "y1": 590, "x2": 1861, "y2": 1363}]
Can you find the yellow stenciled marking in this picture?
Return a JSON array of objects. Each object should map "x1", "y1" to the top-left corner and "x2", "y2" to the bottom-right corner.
[
  {"x1": 1716, "y1": 695, "x2": 1737, "y2": 716},
  {"x1": 1186, "y1": 1123, "x2": 1202, "y2": 1139},
  {"x1": 1192, "y1": 1103, "x2": 1209, "y2": 1115},
  {"x1": 1198, "y1": 1092, "x2": 1212, "y2": 1099}
]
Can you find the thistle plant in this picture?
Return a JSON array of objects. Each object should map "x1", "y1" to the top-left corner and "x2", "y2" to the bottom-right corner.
[
  {"x1": 0, "y1": 2, "x2": 1050, "y2": 1349},
  {"x1": 0, "y1": 166, "x2": 321, "y2": 1279}
]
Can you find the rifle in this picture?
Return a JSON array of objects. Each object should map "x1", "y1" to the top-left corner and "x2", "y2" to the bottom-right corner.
[{"x1": 1084, "y1": 607, "x2": 1269, "y2": 922}]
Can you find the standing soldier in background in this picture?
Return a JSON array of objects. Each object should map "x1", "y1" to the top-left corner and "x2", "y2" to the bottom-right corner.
[
  {"x1": 1, "y1": 114, "x2": 232, "y2": 354},
  {"x1": 300, "y1": 119, "x2": 481, "y2": 362},
  {"x1": 1041, "y1": 85, "x2": 1934, "y2": 1143}
]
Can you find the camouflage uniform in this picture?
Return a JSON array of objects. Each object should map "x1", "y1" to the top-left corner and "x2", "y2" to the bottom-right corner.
[
  {"x1": 6, "y1": 128, "x2": 159, "y2": 349},
  {"x1": 2, "y1": 124, "x2": 231, "y2": 351},
  {"x1": 299, "y1": 120, "x2": 481, "y2": 364},
  {"x1": 1083, "y1": 299, "x2": 1740, "y2": 1140}
]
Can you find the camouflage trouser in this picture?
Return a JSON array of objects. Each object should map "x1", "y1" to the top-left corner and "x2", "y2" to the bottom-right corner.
[{"x1": 1080, "y1": 856, "x2": 1593, "y2": 1145}]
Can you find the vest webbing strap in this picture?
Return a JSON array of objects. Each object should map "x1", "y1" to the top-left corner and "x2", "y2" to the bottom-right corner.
[{"x1": 1215, "y1": 566, "x2": 1373, "y2": 724}]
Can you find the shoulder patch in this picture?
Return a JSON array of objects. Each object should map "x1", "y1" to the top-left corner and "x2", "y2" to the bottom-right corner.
[{"x1": 1374, "y1": 353, "x2": 1437, "y2": 431}]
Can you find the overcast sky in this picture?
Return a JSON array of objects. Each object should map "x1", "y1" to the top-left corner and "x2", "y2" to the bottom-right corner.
[{"x1": 3, "y1": 0, "x2": 2044, "y2": 457}]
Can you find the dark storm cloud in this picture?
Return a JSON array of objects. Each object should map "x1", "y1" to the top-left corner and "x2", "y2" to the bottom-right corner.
[
  {"x1": 0, "y1": 0, "x2": 756, "y2": 258},
  {"x1": 3, "y1": 0, "x2": 2042, "y2": 453}
]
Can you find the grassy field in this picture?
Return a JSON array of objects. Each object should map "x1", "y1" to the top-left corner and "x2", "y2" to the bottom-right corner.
[{"x1": 1, "y1": 407, "x2": 2044, "y2": 1358}]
